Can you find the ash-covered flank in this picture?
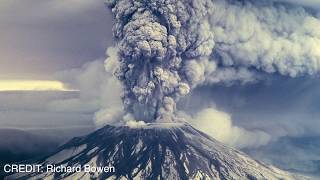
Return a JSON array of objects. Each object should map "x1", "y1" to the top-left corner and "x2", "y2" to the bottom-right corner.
[{"x1": 9, "y1": 123, "x2": 306, "y2": 180}]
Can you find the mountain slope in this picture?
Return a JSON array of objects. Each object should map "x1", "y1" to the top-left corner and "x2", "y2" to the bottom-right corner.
[
  {"x1": 0, "y1": 128, "x2": 59, "y2": 163},
  {"x1": 9, "y1": 123, "x2": 307, "y2": 180}
]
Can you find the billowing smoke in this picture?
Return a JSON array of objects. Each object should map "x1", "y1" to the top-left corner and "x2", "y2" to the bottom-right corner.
[
  {"x1": 182, "y1": 108, "x2": 271, "y2": 148},
  {"x1": 105, "y1": 0, "x2": 320, "y2": 123}
]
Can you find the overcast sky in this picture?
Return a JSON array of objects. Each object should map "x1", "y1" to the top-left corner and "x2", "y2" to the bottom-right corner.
[{"x1": 0, "y1": 0, "x2": 113, "y2": 79}]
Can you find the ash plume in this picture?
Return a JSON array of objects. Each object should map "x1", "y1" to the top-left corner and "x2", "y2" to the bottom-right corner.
[{"x1": 105, "y1": 0, "x2": 320, "y2": 123}]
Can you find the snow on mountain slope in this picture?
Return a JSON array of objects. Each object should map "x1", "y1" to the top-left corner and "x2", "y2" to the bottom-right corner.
[{"x1": 8, "y1": 123, "x2": 308, "y2": 180}]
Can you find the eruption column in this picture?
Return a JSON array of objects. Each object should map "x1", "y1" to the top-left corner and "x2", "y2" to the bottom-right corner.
[
  {"x1": 106, "y1": 0, "x2": 214, "y2": 122},
  {"x1": 106, "y1": 0, "x2": 320, "y2": 123}
]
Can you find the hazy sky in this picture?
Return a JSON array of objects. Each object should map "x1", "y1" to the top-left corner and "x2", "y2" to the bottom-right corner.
[{"x1": 0, "y1": 0, "x2": 113, "y2": 79}]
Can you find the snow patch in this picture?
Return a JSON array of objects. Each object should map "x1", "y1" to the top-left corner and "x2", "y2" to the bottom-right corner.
[
  {"x1": 87, "y1": 147, "x2": 99, "y2": 155},
  {"x1": 46, "y1": 144, "x2": 87, "y2": 164}
]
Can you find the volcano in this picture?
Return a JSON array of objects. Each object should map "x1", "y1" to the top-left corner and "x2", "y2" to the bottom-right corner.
[{"x1": 8, "y1": 123, "x2": 306, "y2": 180}]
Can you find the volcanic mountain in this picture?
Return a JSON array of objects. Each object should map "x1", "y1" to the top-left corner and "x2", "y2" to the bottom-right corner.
[{"x1": 8, "y1": 123, "x2": 307, "y2": 180}]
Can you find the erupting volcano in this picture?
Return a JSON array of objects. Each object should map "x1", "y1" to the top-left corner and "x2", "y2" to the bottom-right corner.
[
  {"x1": 7, "y1": 0, "x2": 320, "y2": 179},
  {"x1": 8, "y1": 123, "x2": 306, "y2": 179}
]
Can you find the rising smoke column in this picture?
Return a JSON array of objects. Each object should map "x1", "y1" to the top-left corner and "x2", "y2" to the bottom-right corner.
[
  {"x1": 105, "y1": 0, "x2": 214, "y2": 122},
  {"x1": 106, "y1": 0, "x2": 320, "y2": 123}
]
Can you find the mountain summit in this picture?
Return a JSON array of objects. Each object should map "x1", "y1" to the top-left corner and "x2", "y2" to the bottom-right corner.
[{"x1": 10, "y1": 123, "x2": 306, "y2": 180}]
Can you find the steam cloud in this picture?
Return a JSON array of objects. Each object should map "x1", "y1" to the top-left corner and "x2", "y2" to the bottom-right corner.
[
  {"x1": 184, "y1": 108, "x2": 271, "y2": 148},
  {"x1": 106, "y1": 0, "x2": 320, "y2": 123}
]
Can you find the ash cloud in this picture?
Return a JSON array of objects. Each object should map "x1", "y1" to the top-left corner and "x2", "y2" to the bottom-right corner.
[
  {"x1": 105, "y1": 0, "x2": 320, "y2": 123},
  {"x1": 272, "y1": 0, "x2": 320, "y2": 9}
]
